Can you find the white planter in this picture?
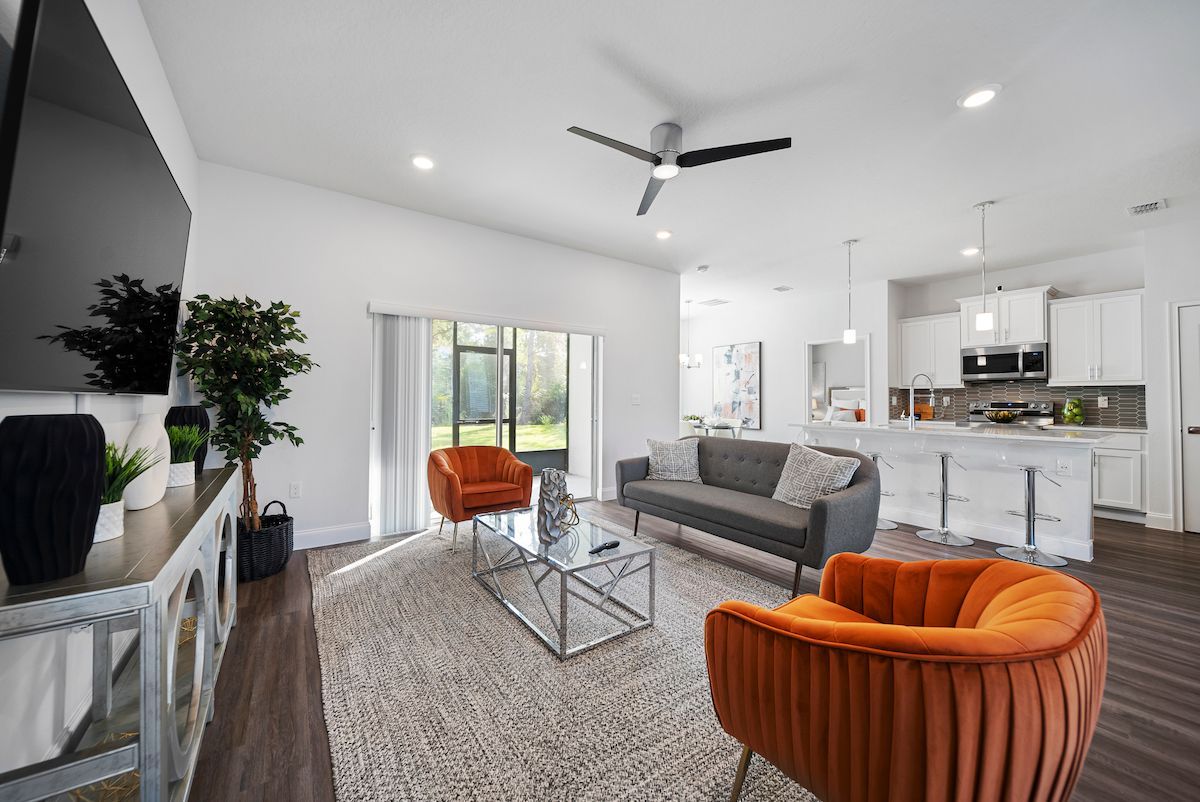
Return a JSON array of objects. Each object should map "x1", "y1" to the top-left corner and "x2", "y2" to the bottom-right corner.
[
  {"x1": 94, "y1": 501, "x2": 125, "y2": 543},
  {"x1": 167, "y1": 462, "x2": 196, "y2": 488},
  {"x1": 124, "y1": 413, "x2": 170, "y2": 510}
]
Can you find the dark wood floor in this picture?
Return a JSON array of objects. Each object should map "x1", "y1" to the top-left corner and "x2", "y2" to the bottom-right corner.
[{"x1": 193, "y1": 504, "x2": 1200, "y2": 802}]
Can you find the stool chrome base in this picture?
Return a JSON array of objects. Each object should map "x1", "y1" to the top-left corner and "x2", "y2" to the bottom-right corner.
[
  {"x1": 996, "y1": 544, "x2": 1068, "y2": 568},
  {"x1": 916, "y1": 527, "x2": 974, "y2": 547},
  {"x1": 876, "y1": 518, "x2": 899, "y2": 530}
]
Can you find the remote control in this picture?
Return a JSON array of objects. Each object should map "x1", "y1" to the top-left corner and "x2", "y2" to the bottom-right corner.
[{"x1": 588, "y1": 540, "x2": 620, "y2": 555}]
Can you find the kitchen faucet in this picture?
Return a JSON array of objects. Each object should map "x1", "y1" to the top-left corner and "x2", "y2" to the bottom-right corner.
[{"x1": 908, "y1": 373, "x2": 936, "y2": 430}]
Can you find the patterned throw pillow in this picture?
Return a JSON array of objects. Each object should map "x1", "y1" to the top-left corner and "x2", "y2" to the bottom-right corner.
[
  {"x1": 772, "y1": 444, "x2": 859, "y2": 509},
  {"x1": 646, "y1": 438, "x2": 702, "y2": 483}
]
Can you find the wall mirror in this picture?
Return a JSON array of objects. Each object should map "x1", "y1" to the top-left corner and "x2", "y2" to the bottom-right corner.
[{"x1": 804, "y1": 336, "x2": 871, "y2": 425}]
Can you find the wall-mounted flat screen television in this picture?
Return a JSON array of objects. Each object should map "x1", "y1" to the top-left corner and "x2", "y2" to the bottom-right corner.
[{"x1": 0, "y1": 0, "x2": 191, "y2": 395}]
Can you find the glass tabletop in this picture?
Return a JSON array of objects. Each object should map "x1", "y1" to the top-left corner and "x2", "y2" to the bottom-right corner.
[{"x1": 473, "y1": 507, "x2": 654, "y2": 572}]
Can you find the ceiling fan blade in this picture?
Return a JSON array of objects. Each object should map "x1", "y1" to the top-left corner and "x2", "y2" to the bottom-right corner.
[
  {"x1": 677, "y1": 137, "x2": 792, "y2": 168},
  {"x1": 637, "y1": 176, "x2": 665, "y2": 216},
  {"x1": 568, "y1": 126, "x2": 660, "y2": 164}
]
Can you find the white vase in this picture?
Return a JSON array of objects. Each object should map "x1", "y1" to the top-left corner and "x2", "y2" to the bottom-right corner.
[
  {"x1": 94, "y1": 501, "x2": 125, "y2": 543},
  {"x1": 124, "y1": 413, "x2": 170, "y2": 510},
  {"x1": 167, "y1": 461, "x2": 196, "y2": 488}
]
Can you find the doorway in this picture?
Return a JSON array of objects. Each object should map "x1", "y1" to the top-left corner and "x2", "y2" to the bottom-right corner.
[
  {"x1": 1179, "y1": 304, "x2": 1200, "y2": 532},
  {"x1": 432, "y1": 320, "x2": 596, "y2": 499}
]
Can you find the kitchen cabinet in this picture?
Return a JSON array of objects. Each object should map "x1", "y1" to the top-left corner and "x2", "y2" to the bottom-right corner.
[
  {"x1": 897, "y1": 312, "x2": 961, "y2": 387},
  {"x1": 1093, "y1": 447, "x2": 1144, "y2": 511},
  {"x1": 1048, "y1": 290, "x2": 1143, "y2": 385},
  {"x1": 957, "y1": 286, "x2": 1057, "y2": 347}
]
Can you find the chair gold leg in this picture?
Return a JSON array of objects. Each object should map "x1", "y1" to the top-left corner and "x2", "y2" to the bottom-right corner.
[
  {"x1": 438, "y1": 516, "x2": 445, "y2": 536},
  {"x1": 451, "y1": 522, "x2": 459, "y2": 551},
  {"x1": 730, "y1": 745, "x2": 753, "y2": 802}
]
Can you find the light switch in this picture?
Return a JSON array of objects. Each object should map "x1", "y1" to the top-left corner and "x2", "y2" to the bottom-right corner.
[
  {"x1": 630, "y1": 394, "x2": 641, "y2": 406},
  {"x1": 1097, "y1": 396, "x2": 1109, "y2": 409}
]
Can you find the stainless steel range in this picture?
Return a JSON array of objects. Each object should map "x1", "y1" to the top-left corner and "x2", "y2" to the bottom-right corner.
[{"x1": 967, "y1": 401, "x2": 1054, "y2": 427}]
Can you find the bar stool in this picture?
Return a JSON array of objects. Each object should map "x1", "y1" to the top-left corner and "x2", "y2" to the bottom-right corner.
[
  {"x1": 916, "y1": 451, "x2": 974, "y2": 547},
  {"x1": 865, "y1": 451, "x2": 898, "y2": 530},
  {"x1": 996, "y1": 464, "x2": 1067, "y2": 567}
]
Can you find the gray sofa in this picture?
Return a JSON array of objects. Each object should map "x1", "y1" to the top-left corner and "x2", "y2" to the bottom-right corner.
[{"x1": 615, "y1": 437, "x2": 880, "y2": 594}]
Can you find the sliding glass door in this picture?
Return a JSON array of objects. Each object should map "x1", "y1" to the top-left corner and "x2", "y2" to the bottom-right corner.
[{"x1": 431, "y1": 320, "x2": 595, "y2": 498}]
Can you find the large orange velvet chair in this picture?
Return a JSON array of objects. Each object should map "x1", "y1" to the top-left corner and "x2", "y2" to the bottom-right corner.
[
  {"x1": 705, "y1": 553, "x2": 1107, "y2": 802},
  {"x1": 428, "y1": 446, "x2": 533, "y2": 548}
]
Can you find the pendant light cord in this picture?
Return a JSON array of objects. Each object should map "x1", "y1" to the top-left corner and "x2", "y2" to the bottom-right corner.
[{"x1": 842, "y1": 239, "x2": 856, "y2": 330}]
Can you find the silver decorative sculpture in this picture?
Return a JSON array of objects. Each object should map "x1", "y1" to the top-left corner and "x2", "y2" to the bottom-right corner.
[{"x1": 537, "y1": 468, "x2": 571, "y2": 543}]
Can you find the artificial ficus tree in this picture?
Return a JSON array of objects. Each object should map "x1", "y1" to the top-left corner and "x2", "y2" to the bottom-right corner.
[{"x1": 175, "y1": 295, "x2": 316, "y2": 531}]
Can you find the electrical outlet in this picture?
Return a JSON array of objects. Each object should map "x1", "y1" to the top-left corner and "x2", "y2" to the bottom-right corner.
[
  {"x1": 1097, "y1": 396, "x2": 1109, "y2": 409},
  {"x1": 630, "y1": 394, "x2": 641, "y2": 406},
  {"x1": 289, "y1": 481, "x2": 303, "y2": 499},
  {"x1": 1055, "y1": 458, "x2": 1073, "y2": 477},
  {"x1": 942, "y1": 395, "x2": 951, "y2": 407},
  {"x1": 890, "y1": 395, "x2": 898, "y2": 406}
]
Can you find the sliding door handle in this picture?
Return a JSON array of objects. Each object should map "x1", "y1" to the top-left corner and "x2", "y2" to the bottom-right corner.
[{"x1": 1188, "y1": 427, "x2": 1200, "y2": 435}]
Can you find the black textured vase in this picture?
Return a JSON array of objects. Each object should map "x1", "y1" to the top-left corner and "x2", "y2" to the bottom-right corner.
[
  {"x1": 0, "y1": 414, "x2": 106, "y2": 585},
  {"x1": 165, "y1": 405, "x2": 210, "y2": 476}
]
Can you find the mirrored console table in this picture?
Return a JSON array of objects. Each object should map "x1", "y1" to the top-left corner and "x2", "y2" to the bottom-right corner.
[{"x1": 0, "y1": 468, "x2": 239, "y2": 802}]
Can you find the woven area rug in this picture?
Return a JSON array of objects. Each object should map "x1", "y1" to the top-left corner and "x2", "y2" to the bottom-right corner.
[{"x1": 307, "y1": 522, "x2": 819, "y2": 802}]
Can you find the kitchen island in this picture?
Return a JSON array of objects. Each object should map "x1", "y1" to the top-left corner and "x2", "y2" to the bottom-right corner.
[{"x1": 796, "y1": 422, "x2": 1111, "y2": 561}]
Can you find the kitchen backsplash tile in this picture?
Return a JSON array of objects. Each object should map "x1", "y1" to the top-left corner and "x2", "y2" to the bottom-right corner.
[{"x1": 889, "y1": 382, "x2": 1146, "y2": 428}]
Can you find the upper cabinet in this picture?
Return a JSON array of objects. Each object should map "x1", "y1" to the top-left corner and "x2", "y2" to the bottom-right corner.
[
  {"x1": 897, "y1": 312, "x2": 961, "y2": 387},
  {"x1": 957, "y1": 286, "x2": 1058, "y2": 347},
  {"x1": 1048, "y1": 291, "x2": 1144, "y2": 385}
]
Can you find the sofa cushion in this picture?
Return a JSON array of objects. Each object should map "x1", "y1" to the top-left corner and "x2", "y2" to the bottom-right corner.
[
  {"x1": 647, "y1": 438, "x2": 702, "y2": 482},
  {"x1": 696, "y1": 438, "x2": 790, "y2": 498},
  {"x1": 460, "y1": 481, "x2": 524, "y2": 509},
  {"x1": 622, "y1": 479, "x2": 808, "y2": 547},
  {"x1": 772, "y1": 443, "x2": 860, "y2": 509}
]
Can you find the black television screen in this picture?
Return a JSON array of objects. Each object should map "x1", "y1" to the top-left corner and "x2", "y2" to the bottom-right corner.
[{"x1": 0, "y1": 0, "x2": 191, "y2": 395}]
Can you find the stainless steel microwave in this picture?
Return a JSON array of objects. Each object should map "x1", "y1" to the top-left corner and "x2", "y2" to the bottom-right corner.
[{"x1": 961, "y1": 342, "x2": 1048, "y2": 382}]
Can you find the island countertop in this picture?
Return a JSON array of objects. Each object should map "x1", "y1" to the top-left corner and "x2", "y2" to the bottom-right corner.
[{"x1": 794, "y1": 421, "x2": 1111, "y2": 447}]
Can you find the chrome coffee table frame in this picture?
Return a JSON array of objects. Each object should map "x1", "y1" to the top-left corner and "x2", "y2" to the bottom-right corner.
[{"x1": 471, "y1": 509, "x2": 656, "y2": 660}]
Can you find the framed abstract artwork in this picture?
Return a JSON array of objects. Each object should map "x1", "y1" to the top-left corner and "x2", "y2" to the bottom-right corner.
[{"x1": 712, "y1": 341, "x2": 761, "y2": 429}]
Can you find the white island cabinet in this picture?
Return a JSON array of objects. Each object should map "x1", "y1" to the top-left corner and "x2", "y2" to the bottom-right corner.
[{"x1": 798, "y1": 423, "x2": 1110, "y2": 561}]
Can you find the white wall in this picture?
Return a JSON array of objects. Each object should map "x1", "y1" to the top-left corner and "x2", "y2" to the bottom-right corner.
[
  {"x1": 680, "y1": 280, "x2": 889, "y2": 444},
  {"x1": 0, "y1": 0, "x2": 200, "y2": 772},
  {"x1": 193, "y1": 162, "x2": 678, "y2": 535},
  {"x1": 1143, "y1": 217, "x2": 1200, "y2": 530},
  {"x1": 896, "y1": 246, "x2": 1145, "y2": 318}
]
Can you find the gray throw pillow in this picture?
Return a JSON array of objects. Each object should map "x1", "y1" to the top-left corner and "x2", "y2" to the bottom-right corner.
[
  {"x1": 772, "y1": 444, "x2": 859, "y2": 509},
  {"x1": 646, "y1": 438, "x2": 702, "y2": 483}
]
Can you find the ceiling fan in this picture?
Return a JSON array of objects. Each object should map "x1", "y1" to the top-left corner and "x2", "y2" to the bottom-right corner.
[{"x1": 567, "y1": 122, "x2": 791, "y2": 216}]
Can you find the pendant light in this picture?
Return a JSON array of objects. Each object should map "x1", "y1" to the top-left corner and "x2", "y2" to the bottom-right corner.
[
  {"x1": 679, "y1": 300, "x2": 703, "y2": 369},
  {"x1": 974, "y1": 201, "x2": 995, "y2": 332},
  {"x1": 842, "y1": 239, "x2": 858, "y2": 344}
]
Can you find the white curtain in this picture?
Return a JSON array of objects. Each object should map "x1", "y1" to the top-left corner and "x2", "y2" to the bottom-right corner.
[{"x1": 372, "y1": 314, "x2": 432, "y2": 535}]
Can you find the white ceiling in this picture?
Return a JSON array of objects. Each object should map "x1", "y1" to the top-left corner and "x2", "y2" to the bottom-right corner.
[{"x1": 140, "y1": 0, "x2": 1200, "y2": 305}]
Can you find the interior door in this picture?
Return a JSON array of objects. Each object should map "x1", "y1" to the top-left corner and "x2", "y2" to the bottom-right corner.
[
  {"x1": 1181, "y1": 304, "x2": 1200, "y2": 532},
  {"x1": 999, "y1": 290, "x2": 1046, "y2": 344},
  {"x1": 1094, "y1": 294, "x2": 1143, "y2": 382}
]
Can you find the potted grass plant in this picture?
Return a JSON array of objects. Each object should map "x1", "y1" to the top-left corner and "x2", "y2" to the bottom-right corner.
[
  {"x1": 166, "y1": 425, "x2": 210, "y2": 488},
  {"x1": 175, "y1": 295, "x2": 316, "y2": 581},
  {"x1": 96, "y1": 443, "x2": 162, "y2": 543}
]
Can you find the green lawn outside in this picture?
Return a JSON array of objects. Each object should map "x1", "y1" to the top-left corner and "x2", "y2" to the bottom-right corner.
[{"x1": 431, "y1": 422, "x2": 566, "y2": 451}]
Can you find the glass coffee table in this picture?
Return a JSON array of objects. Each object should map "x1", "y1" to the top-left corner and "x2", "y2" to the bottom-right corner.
[{"x1": 471, "y1": 508, "x2": 655, "y2": 659}]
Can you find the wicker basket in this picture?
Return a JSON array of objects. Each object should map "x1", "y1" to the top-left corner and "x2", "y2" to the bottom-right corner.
[{"x1": 237, "y1": 500, "x2": 294, "y2": 581}]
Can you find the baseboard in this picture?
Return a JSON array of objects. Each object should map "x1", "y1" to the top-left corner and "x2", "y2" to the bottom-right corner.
[
  {"x1": 294, "y1": 521, "x2": 371, "y2": 550},
  {"x1": 882, "y1": 503, "x2": 1094, "y2": 562},
  {"x1": 600, "y1": 485, "x2": 617, "y2": 502},
  {"x1": 1094, "y1": 508, "x2": 1146, "y2": 525},
  {"x1": 1143, "y1": 511, "x2": 1177, "y2": 531}
]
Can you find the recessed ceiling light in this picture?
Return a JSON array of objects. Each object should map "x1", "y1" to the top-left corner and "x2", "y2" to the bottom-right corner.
[
  {"x1": 656, "y1": 229, "x2": 672, "y2": 240},
  {"x1": 957, "y1": 84, "x2": 1001, "y2": 109},
  {"x1": 961, "y1": 246, "x2": 980, "y2": 257},
  {"x1": 411, "y1": 154, "x2": 435, "y2": 170}
]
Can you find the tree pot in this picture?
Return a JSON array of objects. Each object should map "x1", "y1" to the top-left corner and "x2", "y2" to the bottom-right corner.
[
  {"x1": 236, "y1": 500, "x2": 293, "y2": 581},
  {"x1": 0, "y1": 414, "x2": 105, "y2": 584}
]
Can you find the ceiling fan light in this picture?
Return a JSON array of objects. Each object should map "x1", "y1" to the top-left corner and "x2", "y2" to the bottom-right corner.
[
  {"x1": 652, "y1": 163, "x2": 680, "y2": 180},
  {"x1": 975, "y1": 311, "x2": 994, "y2": 332},
  {"x1": 843, "y1": 328, "x2": 857, "y2": 345}
]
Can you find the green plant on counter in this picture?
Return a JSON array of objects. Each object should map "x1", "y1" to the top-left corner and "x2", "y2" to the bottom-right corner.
[
  {"x1": 682, "y1": 414, "x2": 703, "y2": 422},
  {"x1": 167, "y1": 425, "x2": 210, "y2": 464},
  {"x1": 1062, "y1": 398, "x2": 1086, "y2": 425},
  {"x1": 102, "y1": 443, "x2": 163, "y2": 504}
]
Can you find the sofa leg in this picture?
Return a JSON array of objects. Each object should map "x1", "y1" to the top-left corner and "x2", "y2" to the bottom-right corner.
[
  {"x1": 730, "y1": 745, "x2": 753, "y2": 801},
  {"x1": 633, "y1": 510, "x2": 640, "y2": 537},
  {"x1": 791, "y1": 563, "x2": 803, "y2": 597}
]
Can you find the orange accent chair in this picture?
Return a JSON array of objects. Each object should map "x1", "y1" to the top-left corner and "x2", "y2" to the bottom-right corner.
[
  {"x1": 428, "y1": 446, "x2": 533, "y2": 548},
  {"x1": 705, "y1": 553, "x2": 1107, "y2": 802}
]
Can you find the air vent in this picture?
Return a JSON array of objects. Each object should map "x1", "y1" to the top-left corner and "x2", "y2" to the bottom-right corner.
[
  {"x1": 1127, "y1": 198, "x2": 1167, "y2": 216},
  {"x1": 772, "y1": 285, "x2": 793, "y2": 293},
  {"x1": 697, "y1": 298, "x2": 729, "y2": 307}
]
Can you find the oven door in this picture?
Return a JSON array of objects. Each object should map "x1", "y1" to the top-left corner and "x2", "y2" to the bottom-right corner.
[{"x1": 961, "y1": 346, "x2": 1022, "y2": 381}]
